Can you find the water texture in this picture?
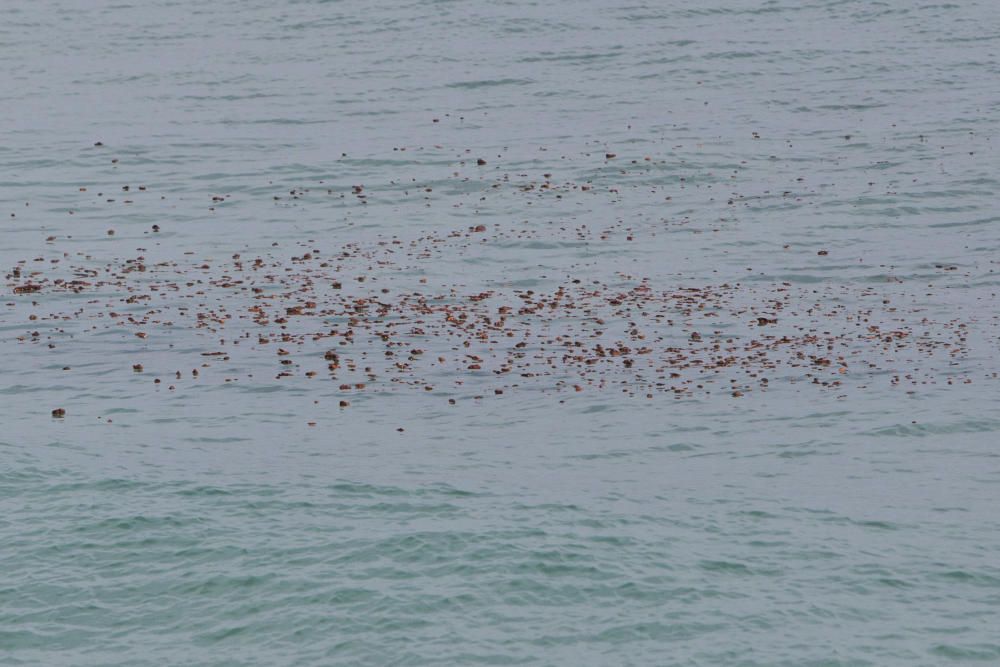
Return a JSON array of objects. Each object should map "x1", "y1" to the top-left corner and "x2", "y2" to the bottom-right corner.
[{"x1": 2, "y1": 1, "x2": 999, "y2": 665}]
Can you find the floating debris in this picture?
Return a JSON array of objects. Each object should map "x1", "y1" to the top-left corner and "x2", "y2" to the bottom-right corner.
[{"x1": 4, "y1": 146, "x2": 994, "y2": 405}]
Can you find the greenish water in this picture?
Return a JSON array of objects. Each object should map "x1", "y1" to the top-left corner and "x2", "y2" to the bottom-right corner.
[{"x1": 2, "y1": 1, "x2": 999, "y2": 664}]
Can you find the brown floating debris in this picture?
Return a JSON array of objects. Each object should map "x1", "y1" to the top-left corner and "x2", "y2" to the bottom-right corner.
[{"x1": 4, "y1": 165, "x2": 987, "y2": 406}]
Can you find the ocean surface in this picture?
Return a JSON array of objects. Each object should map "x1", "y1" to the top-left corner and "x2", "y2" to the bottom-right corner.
[{"x1": 2, "y1": 1, "x2": 999, "y2": 665}]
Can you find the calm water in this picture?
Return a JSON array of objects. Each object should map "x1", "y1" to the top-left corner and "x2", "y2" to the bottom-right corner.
[{"x1": 3, "y1": 1, "x2": 1000, "y2": 665}]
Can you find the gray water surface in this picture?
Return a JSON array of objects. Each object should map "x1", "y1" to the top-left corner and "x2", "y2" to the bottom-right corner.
[{"x1": 2, "y1": 1, "x2": 999, "y2": 665}]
